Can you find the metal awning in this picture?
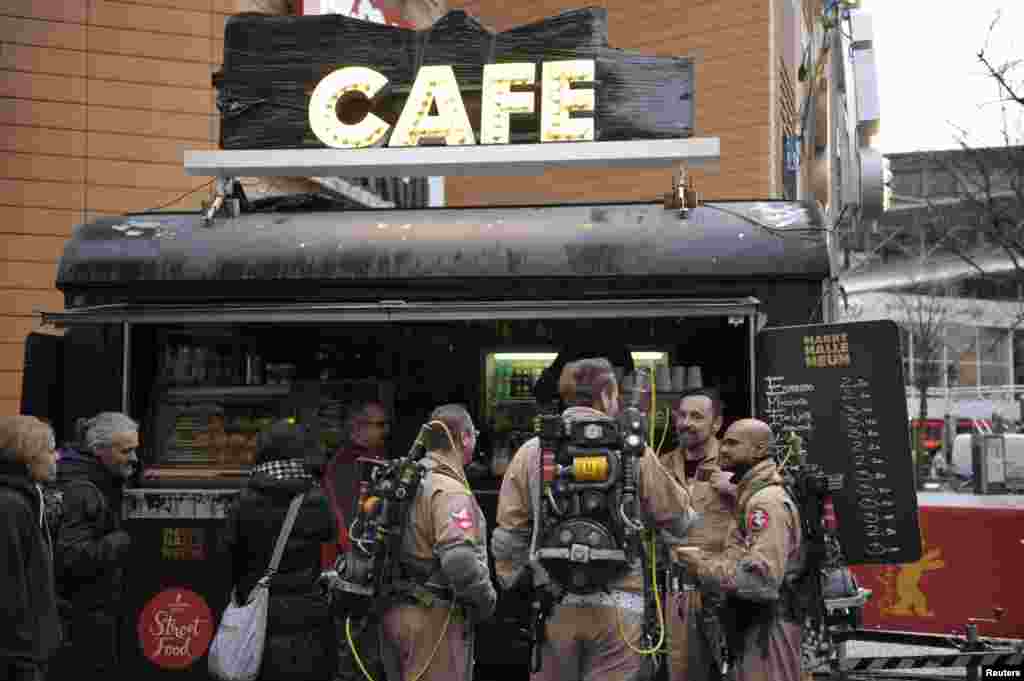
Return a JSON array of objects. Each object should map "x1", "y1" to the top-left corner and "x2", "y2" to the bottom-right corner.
[
  {"x1": 40, "y1": 297, "x2": 760, "y2": 326},
  {"x1": 54, "y1": 201, "x2": 829, "y2": 304}
]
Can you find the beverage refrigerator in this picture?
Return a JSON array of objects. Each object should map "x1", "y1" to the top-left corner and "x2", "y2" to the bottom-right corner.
[{"x1": 481, "y1": 349, "x2": 682, "y2": 474}]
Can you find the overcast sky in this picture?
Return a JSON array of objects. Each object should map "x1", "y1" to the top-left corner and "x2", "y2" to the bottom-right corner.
[{"x1": 858, "y1": 0, "x2": 1023, "y2": 154}]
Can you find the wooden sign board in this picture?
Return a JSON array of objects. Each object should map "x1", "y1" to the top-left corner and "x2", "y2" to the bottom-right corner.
[
  {"x1": 757, "y1": 320, "x2": 923, "y2": 565},
  {"x1": 216, "y1": 8, "x2": 694, "y2": 150}
]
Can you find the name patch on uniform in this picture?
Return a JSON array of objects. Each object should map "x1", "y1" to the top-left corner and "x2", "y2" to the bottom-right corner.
[
  {"x1": 747, "y1": 508, "x2": 769, "y2": 533},
  {"x1": 450, "y1": 507, "x2": 475, "y2": 531}
]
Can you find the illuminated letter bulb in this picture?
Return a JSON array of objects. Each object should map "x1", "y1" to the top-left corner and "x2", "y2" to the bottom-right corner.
[
  {"x1": 481, "y1": 63, "x2": 536, "y2": 145},
  {"x1": 540, "y1": 60, "x2": 595, "y2": 143},
  {"x1": 308, "y1": 66, "x2": 391, "y2": 149},
  {"x1": 389, "y1": 65, "x2": 476, "y2": 147}
]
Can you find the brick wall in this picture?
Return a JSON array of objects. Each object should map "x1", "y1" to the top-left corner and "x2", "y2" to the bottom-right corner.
[
  {"x1": 0, "y1": 0, "x2": 249, "y2": 414},
  {"x1": 443, "y1": 0, "x2": 775, "y2": 207}
]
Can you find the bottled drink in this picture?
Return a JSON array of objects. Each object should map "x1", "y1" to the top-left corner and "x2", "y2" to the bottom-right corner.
[
  {"x1": 822, "y1": 497, "x2": 838, "y2": 531},
  {"x1": 497, "y1": 364, "x2": 508, "y2": 400}
]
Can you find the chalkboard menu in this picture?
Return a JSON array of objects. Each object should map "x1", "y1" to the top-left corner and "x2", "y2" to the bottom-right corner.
[{"x1": 757, "y1": 320, "x2": 922, "y2": 565}]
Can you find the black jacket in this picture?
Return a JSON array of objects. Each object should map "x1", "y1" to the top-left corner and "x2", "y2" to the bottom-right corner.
[
  {"x1": 55, "y1": 449, "x2": 129, "y2": 612},
  {"x1": 0, "y1": 462, "x2": 62, "y2": 669},
  {"x1": 222, "y1": 472, "x2": 335, "y2": 601},
  {"x1": 220, "y1": 470, "x2": 337, "y2": 681}
]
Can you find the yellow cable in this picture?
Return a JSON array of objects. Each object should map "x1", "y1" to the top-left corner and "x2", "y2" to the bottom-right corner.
[
  {"x1": 617, "y1": 531, "x2": 667, "y2": 656},
  {"x1": 346, "y1": 601, "x2": 456, "y2": 681},
  {"x1": 346, "y1": 616, "x2": 377, "y2": 681},
  {"x1": 649, "y1": 372, "x2": 657, "y2": 445},
  {"x1": 655, "y1": 407, "x2": 670, "y2": 457}
]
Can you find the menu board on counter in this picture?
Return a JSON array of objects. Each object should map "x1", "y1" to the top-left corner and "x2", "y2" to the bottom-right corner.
[{"x1": 757, "y1": 320, "x2": 922, "y2": 565}]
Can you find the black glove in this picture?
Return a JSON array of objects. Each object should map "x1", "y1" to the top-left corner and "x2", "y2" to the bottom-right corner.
[
  {"x1": 463, "y1": 580, "x2": 497, "y2": 624},
  {"x1": 102, "y1": 530, "x2": 132, "y2": 561},
  {"x1": 535, "y1": 583, "x2": 561, "y2": 617}
]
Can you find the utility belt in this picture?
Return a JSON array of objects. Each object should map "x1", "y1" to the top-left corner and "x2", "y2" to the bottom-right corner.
[
  {"x1": 560, "y1": 589, "x2": 645, "y2": 614},
  {"x1": 389, "y1": 580, "x2": 465, "y2": 617}
]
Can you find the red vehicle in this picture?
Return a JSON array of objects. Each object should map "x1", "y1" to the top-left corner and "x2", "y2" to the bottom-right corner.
[
  {"x1": 850, "y1": 492, "x2": 1024, "y2": 639},
  {"x1": 911, "y1": 418, "x2": 993, "y2": 455}
]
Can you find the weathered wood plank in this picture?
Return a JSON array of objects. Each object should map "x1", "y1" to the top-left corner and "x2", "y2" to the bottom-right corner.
[{"x1": 217, "y1": 9, "x2": 694, "y2": 149}]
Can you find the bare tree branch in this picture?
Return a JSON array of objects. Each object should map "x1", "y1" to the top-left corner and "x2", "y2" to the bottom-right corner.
[{"x1": 979, "y1": 49, "x2": 1024, "y2": 108}]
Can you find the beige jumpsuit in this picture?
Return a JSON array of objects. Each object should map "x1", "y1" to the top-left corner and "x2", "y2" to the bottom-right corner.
[
  {"x1": 692, "y1": 459, "x2": 803, "y2": 681},
  {"x1": 379, "y1": 451, "x2": 497, "y2": 681},
  {"x1": 492, "y1": 406, "x2": 696, "y2": 681},
  {"x1": 660, "y1": 439, "x2": 735, "y2": 681}
]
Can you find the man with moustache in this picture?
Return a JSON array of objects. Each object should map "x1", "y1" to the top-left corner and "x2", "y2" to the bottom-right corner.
[
  {"x1": 672, "y1": 419, "x2": 803, "y2": 681},
  {"x1": 660, "y1": 388, "x2": 737, "y2": 681}
]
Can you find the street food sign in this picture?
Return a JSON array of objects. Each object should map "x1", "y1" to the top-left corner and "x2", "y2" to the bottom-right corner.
[
  {"x1": 308, "y1": 61, "x2": 596, "y2": 148},
  {"x1": 137, "y1": 588, "x2": 214, "y2": 670}
]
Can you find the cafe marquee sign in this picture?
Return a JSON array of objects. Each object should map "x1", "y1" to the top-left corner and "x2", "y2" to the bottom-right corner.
[
  {"x1": 214, "y1": 9, "x2": 697, "y2": 153},
  {"x1": 309, "y1": 60, "x2": 597, "y2": 149}
]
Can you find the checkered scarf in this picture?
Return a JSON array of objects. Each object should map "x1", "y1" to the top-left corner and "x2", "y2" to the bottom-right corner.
[{"x1": 252, "y1": 458, "x2": 315, "y2": 483}]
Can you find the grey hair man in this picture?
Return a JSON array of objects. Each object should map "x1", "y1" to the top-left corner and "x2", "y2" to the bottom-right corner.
[
  {"x1": 55, "y1": 412, "x2": 139, "y2": 681},
  {"x1": 82, "y1": 412, "x2": 140, "y2": 480}
]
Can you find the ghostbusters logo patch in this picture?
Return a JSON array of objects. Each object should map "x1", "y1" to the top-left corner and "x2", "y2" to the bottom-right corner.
[
  {"x1": 747, "y1": 508, "x2": 769, "y2": 533},
  {"x1": 450, "y1": 507, "x2": 475, "y2": 532}
]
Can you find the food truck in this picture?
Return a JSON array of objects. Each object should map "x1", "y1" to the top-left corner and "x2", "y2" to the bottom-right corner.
[
  {"x1": 31, "y1": 197, "x2": 841, "y2": 678},
  {"x1": 17, "y1": 8, "x2": 937, "y2": 681}
]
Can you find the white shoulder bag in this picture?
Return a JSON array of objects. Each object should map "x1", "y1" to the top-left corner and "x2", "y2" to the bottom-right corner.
[{"x1": 208, "y1": 492, "x2": 306, "y2": 681}]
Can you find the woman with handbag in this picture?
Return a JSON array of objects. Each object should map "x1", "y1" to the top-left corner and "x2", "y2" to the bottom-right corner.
[{"x1": 215, "y1": 419, "x2": 337, "y2": 681}]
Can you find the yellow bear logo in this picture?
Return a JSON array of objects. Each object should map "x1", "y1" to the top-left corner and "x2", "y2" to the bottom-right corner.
[{"x1": 879, "y1": 523, "x2": 945, "y2": 618}]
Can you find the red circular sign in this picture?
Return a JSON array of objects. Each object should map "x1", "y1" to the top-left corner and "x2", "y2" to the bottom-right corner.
[{"x1": 137, "y1": 588, "x2": 214, "y2": 670}]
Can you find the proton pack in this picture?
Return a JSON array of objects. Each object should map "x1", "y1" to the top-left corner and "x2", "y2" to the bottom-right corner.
[
  {"x1": 322, "y1": 424, "x2": 431, "y2": 618},
  {"x1": 533, "y1": 404, "x2": 649, "y2": 595},
  {"x1": 526, "y1": 379, "x2": 670, "y2": 674},
  {"x1": 710, "y1": 435, "x2": 848, "y2": 673},
  {"x1": 776, "y1": 441, "x2": 849, "y2": 654}
]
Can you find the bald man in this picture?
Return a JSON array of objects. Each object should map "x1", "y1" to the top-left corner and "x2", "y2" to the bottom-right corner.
[{"x1": 672, "y1": 419, "x2": 803, "y2": 681}]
